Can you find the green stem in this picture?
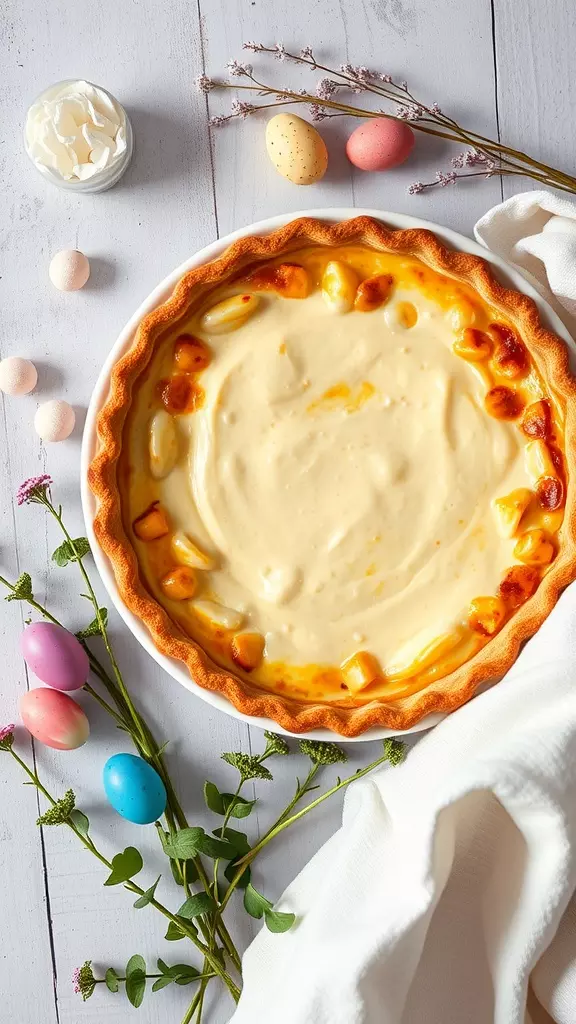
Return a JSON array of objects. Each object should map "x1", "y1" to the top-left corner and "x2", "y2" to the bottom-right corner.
[
  {"x1": 8, "y1": 748, "x2": 240, "y2": 1003},
  {"x1": 0, "y1": 569, "x2": 241, "y2": 972},
  {"x1": 218, "y1": 750, "x2": 393, "y2": 914}
]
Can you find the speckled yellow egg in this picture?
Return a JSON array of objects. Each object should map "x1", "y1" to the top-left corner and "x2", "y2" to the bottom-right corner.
[{"x1": 265, "y1": 114, "x2": 328, "y2": 185}]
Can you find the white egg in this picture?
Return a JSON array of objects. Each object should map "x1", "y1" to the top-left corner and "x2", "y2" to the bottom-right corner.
[
  {"x1": 0, "y1": 356, "x2": 38, "y2": 395},
  {"x1": 34, "y1": 400, "x2": 76, "y2": 442},
  {"x1": 49, "y1": 250, "x2": 90, "y2": 291}
]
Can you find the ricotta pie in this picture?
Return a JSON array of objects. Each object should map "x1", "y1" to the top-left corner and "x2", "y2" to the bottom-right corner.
[{"x1": 90, "y1": 217, "x2": 576, "y2": 735}]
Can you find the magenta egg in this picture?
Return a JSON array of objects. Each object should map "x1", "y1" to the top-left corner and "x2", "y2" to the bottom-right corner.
[
  {"x1": 20, "y1": 688, "x2": 89, "y2": 750},
  {"x1": 20, "y1": 622, "x2": 89, "y2": 691},
  {"x1": 346, "y1": 118, "x2": 415, "y2": 171}
]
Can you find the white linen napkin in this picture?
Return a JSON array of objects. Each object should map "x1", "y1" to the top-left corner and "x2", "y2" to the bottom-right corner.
[{"x1": 229, "y1": 192, "x2": 576, "y2": 1024}]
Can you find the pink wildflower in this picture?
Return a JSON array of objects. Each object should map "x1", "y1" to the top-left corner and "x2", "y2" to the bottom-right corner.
[
  {"x1": 407, "y1": 181, "x2": 425, "y2": 195},
  {"x1": 196, "y1": 74, "x2": 214, "y2": 94},
  {"x1": 16, "y1": 475, "x2": 52, "y2": 506},
  {"x1": 0, "y1": 724, "x2": 15, "y2": 749}
]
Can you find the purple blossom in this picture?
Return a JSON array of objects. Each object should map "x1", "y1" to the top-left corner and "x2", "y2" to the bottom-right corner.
[
  {"x1": 396, "y1": 104, "x2": 424, "y2": 121},
  {"x1": 379, "y1": 74, "x2": 393, "y2": 84},
  {"x1": 208, "y1": 115, "x2": 229, "y2": 127},
  {"x1": 196, "y1": 74, "x2": 214, "y2": 94},
  {"x1": 230, "y1": 99, "x2": 256, "y2": 119},
  {"x1": 309, "y1": 104, "x2": 328, "y2": 122},
  {"x1": 243, "y1": 41, "x2": 265, "y2": 52},
  {"x1": 435, "y1": 170, "x2": 457, "y2": 187},
  {"x1": 430, "y1": 102, "x2": 442, "y2": 115},
  {"x1": 299, "y1": 46, "x2": 316, "y2": 63},
  {"x1": 274, "y1": 43, "x2": 286, "y2": 61},
  {"x1": 0, "y1": 724, "x2": 15, "y2": 750},
  {"x1": 226, "y1": 58, "x2": 253, "y2": 77},
  {"x1": 16, "y1": 475, "x2": 52, "y2": 506},
  {"x1": 72, "y1": 967, "x2": 81, "y2": 994},
  {"x1": 316, "y1": 78, "x2": 338, "y2": 100},
  {"x1": 407, "y1": 181, "x2": 425, "y2": 195},
  {"x1": 452, "y1": 148, "x2": 496, "y2": 170}
]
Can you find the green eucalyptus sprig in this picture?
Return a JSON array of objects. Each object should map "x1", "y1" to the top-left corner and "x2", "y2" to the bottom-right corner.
[{"x1": 2, "y1": 476, "x2": 407, "y2": 1023}]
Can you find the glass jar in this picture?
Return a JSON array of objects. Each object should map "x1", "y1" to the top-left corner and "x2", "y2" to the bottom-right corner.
[{"x1": 24, "y1": 79, "x2": 134, "y2": 194}]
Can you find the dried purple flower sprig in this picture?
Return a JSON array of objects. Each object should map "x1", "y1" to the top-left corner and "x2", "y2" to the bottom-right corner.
[{"x1": 197, "y1": 43, "x2": 576, "y2": 196}]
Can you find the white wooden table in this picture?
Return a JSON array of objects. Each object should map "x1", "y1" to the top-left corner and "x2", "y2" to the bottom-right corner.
[{"x1": 1, "y1": 2, "x2": 575, "y2": 1021}]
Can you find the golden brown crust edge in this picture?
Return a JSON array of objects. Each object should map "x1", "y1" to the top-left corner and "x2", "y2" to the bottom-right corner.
[{"x1": 88, "y1": 216, "x2": 576, "y2": 736}]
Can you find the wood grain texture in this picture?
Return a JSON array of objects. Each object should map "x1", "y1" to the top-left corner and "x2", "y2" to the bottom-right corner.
[{"x1": 1, "y1": 0, "x2": 571, "y2": 1020}]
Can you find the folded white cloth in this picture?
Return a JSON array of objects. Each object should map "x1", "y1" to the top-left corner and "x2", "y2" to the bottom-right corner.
[
  {"x1": 229, "y1": 193, "x2": 576, "y2": 1024},
  {"x1": 475, "y1": 190, "x2": 576, "y2": 333}
]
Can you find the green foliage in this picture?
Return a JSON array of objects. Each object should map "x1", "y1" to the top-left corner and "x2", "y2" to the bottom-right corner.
[
  {"x1": 52, "y1": 536, "x2": 91, "y2": 567},
  {"x1": 222, "y1": 751, "x2": 273, "y2": 783},
  {"x1": 383, "y1": 737, "x2": 406, "y2": 766},
  {"x1": 5, "y1": 572, "x2": 33, "y2": 603},
  {"x1": 37, "y1": 789, "x2": 76, "y2": 826},
  {"x1": 224, "y1": 859, "x2": 251, "y2": 889},
  {"x1": 133, "y1": 876, "x2": 161, "y2": 908},
  {"x1": 104, "y1": 847, "x2": 143, "y2": 886},
  {"x1": 69, "y1": 809, "x2": 90, "y2": 836},
  {"x1": 160, "y1": 827, "x2": 204, "y2": 860},
  {"x1": 164, "y1": 919, "x2": 189, "y2": 941},
  {"x1": 298, "y1": 739, "x2": 348, "y2": 766},
  {"x1": 243, "y1": 883, "x2": 295, "y2": 933},
  {"x1": 263, "y1": 730, "x2": 291, "y2": 756},
  {"x1": 76, "y1": 608, "x2": 108, "y2": 639},
  {"x1": 204, "y1": 780, "x2": 255, "y2": 818},
  {"x1": 125, "y1": 954, "x2": 146, "y2": 1008},
  {"x1": 177, "y1": 892, "x2": 215, "y2": 920},
  {"x1": 105, "y1": 968, "x2": 119, "y2": 993},
  {"x1": 213, "y1": 827, "x2": 250, "y2": 856},
  {"x1": 153, "y1": 960, "x2": 201, "y2": 991}
]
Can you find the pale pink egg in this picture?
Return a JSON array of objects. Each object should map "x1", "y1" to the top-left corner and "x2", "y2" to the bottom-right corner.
[
  {"x1": 346, "y1": 118, "x2": 415, "y2": 171},
  {"x1": 0, "y1": 356, "x2": 38, "y2": 396},
  {"x1": 20, "y1": 688, "x2": 89, "y2": 750},
  {"x1": 34, "y1": 399, "x2": 75, "y2": 442}
]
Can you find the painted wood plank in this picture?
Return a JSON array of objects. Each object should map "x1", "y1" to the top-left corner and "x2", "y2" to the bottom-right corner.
[
  {"x1": 200, "y1": 0, "x2": 502, "y2": 238},
  {"x1": 0, "y1": 0, "x2": 510, "y2": 1020},
  {"x1": 494, "y1": 0, "x2": 576, "y2": 203}
]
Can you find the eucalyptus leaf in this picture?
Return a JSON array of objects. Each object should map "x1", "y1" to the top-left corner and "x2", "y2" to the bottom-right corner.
[
  {"x1": 177, "y1": 892, "x2": 215, "y2": 920},
  {"x1": 265, "y1": 909, "x2": 296, "y2": 933},
  {"x1": 170, "y1": 857, "x2": 199, "y2": 887},
  {"x1": 157, "y1": 959, "x2": 170, "y2": 975},
  {"x1": 204, "y1": 780, "x2": 225, "y2": 814},
  {"x1": 152, "y1": 976, "x2": 173, "y2": 992},
  {"x1": 197, "y1": 833, "x2": 237, "y2": 859},
  {"x1": 103, "y1": 847, "x2": 143, "y2": 886},
  {"x1": 133, "y1": 875, "x2": 160, "y2": 908},
  {"x1": 125, "y1": 970, "x2": 146, "y2": 1008},
  {"x1": 212, "y1": 827, "x2": 250, "y2": 856},
  {"x1": 224, "y1": 859, "x2": 251, "y2": 889},
  {"x1": 165, "y1": 920, "x2": 187, "y2": 941},
  {"x1": 105, "y1": 968, "x2": 119, "y2": 993},
  {"x1": 69, "y1": 809, "x2": 90, "y2": 836},
  {"x1": 126, "y1": 954, "x2": 146, "y2": 978},
  {"x1": 243, "y1": 883, "x2": 273, "y2": 920},
  {"x1": 224, "y1": 793, "x2": 256, "y2": 818}
]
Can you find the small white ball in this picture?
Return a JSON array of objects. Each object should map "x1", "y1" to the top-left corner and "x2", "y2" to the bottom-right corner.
[
  {"x1": 0, "y1": 356, "x2": 38, "y2": 395},
  {"x1": 49, "y1": 250, "x2": 90, "y2": 291},
  {"x1": 34, "y1": 400, "x2": 76, "y2": 442}
]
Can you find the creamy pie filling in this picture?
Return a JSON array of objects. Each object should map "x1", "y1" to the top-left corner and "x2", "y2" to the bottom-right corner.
[{"x1": 120, "y1": 245, "x2": 565, "y2": 703}]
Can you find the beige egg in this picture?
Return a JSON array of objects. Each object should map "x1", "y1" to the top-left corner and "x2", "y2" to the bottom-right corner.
[
  {"x1": 49, "y1": 250, "x2": 90, "y2": 291},
  {"x1": 34, "y1": 400, "x2": 76, "y2": 442},
  {"x1": 265, "y1": 114, "x2": 328, "y2": 185}
]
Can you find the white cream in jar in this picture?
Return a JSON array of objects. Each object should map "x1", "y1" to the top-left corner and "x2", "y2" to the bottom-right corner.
[{"x1": 24, "y1": 80, "x2": 132, "y2": 192}]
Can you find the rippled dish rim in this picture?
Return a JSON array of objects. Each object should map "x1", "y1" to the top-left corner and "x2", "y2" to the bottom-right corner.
[{"x1": 84, "y1": 213, "x2": 576, "y2": 738}]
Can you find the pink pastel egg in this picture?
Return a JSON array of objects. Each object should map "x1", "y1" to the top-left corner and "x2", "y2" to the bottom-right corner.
[
  {"x1": 346, "y1": 118, "x2": 415, "y2": 171},
  {"x1": 20, "y1": 688, "x2": 89, "y2": 750},
  {"x1": 20, "y1": 622, "x2": 89, "y2": 690}
]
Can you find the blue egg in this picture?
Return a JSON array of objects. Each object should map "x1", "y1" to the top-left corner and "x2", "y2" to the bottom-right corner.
[{"x1": 103, "y1": 753, "x2": 167, "y2": 825}]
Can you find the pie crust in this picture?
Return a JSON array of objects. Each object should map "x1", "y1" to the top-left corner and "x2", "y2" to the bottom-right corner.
[{"x1": 89, "y1": 217, "x2": 576, "y2": 736}]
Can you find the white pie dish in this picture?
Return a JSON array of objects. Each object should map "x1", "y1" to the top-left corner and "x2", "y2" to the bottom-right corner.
[{"x1": 81, "y1": 207, "x2": 574, "y2": 741}]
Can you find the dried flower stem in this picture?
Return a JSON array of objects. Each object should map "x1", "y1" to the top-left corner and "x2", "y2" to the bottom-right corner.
[{"x1": 203, "y1": 43, "x2": 576, "y2": 195}]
